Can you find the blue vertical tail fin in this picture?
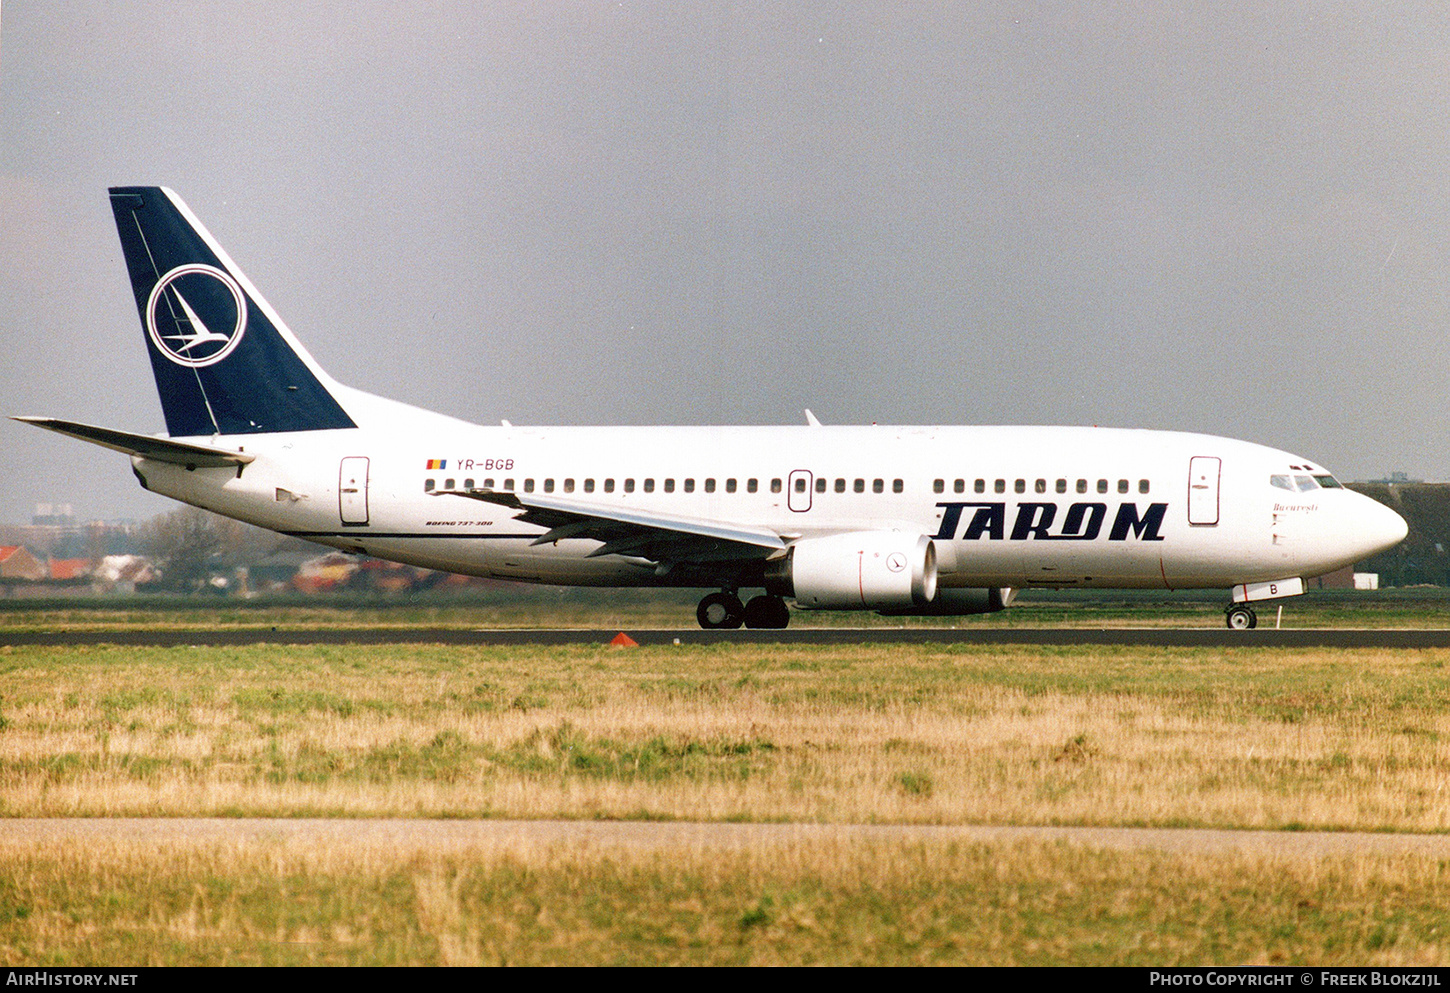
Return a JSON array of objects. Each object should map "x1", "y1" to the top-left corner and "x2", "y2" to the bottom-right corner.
[{"x1": 109, "y1": 186, "x2": 357, "y2": 437}]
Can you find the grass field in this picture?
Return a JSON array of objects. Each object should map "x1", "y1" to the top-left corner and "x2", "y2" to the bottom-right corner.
[
  {"x1": 5, "y1": 641, "x2": 1450, "y2": 829},
  {"x1": 4, "y1": 832, "x2": 1450, "y2": 965},
  {"x1": 8, "y1": 636, "x2": 1450, "y2": 965}
]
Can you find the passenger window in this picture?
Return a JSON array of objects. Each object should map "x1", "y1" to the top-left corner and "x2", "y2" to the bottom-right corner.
[
  {"x1": 873, "y1": 479, "x2": 884, "y2": 493},
  {"x1": 748, "y1": 479, "x2": 759, "y2": 493},
  {"x1": 1035, "y1": 479, "x2": 1047, "y2": 494},
  {"x1": 771, "y1": 479, "x2": 782, "y2": 493},
  {"x1": 604, "y1": 479, "x2": 615, "y2": 493},
  {"x1": 464, "y1": 478, "x2": 474, "y2": 490},
  {"x1": 644, "y1": 479, "x2": 655, "y2": 493},
  {"x1": 854, "y1": 479, "x2": 865, "y2": 493},
  {"x1": 726, "y1": 479, "x2": 737, "y2": 493},
  {"x1": 954, "y1": 479, "x2": 965, "y2": 494},
  {"x1": 1077, "y1": 479, "x2": 1088, "y2": 494},
  {"x1": 584, "y1": 479, "x2": 595, "y2": 493},
  {"x1": 933, "y1": 479, "x2": 944, "y2": 494},
  {"x1": 663, "y1": 479, "x2": 675, "y2": 493},
  {"x1": 1014, "y1": 479, "x2": 1026, "y2": 494},
  {"x1": 815, "y1": 478, "x2": 827, "y2": 493},
  {"x1": 1117, "y1": 479, "x2": 1128, "y2": 494},
  {"x1": 524, "y1": 479, "x2": 534, "y2": 493},
  {"x1": 1097, "y1": 479, "x2": 1108, "y2": 494},
  {"x1": 683, "y1": 479, "x2": 694, "y2": 493},
  {"x1": 994, "y1": 479, "x2": 1006, "y2": 494},
  {"x1": 483, "y1": 478, "x2": 494, "y2": 490},
  {"x1": 443, "y1": 478, "x2": 455, "y2": 490},
  {"x1": 975, "y1": 479, "x2": 986, "y2": 493},
  {"x1": 1055, "y1": 479, "x2": 1067, "y2": 493},
  {"x1": 1139, "y1": 479, "x2": 1149, "y2": 494},
  {"x1": 623, "y1": 479, "x2": 634, "y2": 493},
  {"x1": 795, "y1": 478, "x2": 807, "y2": 493},
  {"x1": 543, "y1": 479, "x2": 554, "y2": 493},
  {"x1": 504, "y1": 479, "x2": 515, "y2": 491},
  {"x1": 424, "y1": 479, "x2": 435, "y2": 492},
  {"x1": 893, "y1": 479, "x2": 904, "y2": 493},
  {"x1": 835, "y1": 478, "x2": 846, "y2": 493},
  {"x1": 562, "y1": 479, "x2": 574, "y2": 493},
  {"x1": 705, "y1": 478, "x2": 716, "y2": 493}
]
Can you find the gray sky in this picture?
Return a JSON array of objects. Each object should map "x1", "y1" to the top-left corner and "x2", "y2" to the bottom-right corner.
[{"x1": 3, "y1": 2, "x2": 1449, "y2": 523}]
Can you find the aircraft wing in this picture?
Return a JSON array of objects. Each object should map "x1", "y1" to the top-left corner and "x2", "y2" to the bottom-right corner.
[
  {"x1": 13, "y1": 417, "x2": 254, "y2": 469},
  {"x1": 437, "y1": 489, "x2": 787, "y2": 563}
]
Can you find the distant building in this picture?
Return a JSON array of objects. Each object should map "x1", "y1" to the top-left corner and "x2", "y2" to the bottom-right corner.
[
  {"x1": 1305, "y1": 565, "x2": 1355, "y2": 589},
  {"x1": 292, "y1": 551, "x2": 360, "y2": 593},
  {"x1": 92, "y1": 555, "x2": 159, "y2": 594},
  {"x1": 0, "y1": 546, "x2": 46, "y2": 582},
  {"x1": 31, "y1": 503, "x2": 76, "y2": 527},
  {"x1": 47, "y1": 558, "x2": 94, "y2": 582}
]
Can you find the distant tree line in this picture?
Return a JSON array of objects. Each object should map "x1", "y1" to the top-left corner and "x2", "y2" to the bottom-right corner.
[{"x1": 136, "y1": 506, "x2": 310, "y2": 593}]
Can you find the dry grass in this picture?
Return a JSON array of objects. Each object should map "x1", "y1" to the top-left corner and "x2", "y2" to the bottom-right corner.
[
  {"x1": 2, "y1": 829, "x2": 1449, "y2": 965},
  {"x1": 4, "y1": 642, "x2": 1450, "y2": 829}
]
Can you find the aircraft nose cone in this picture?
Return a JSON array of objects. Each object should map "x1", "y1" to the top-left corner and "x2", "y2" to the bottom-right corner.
[{"x1": 1355, "y1": 496, "x2": 1408, "y2": 557}]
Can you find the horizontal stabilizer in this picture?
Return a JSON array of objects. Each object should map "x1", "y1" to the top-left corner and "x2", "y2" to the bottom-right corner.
[{"x1": 13, "y1": 417, "x2": 254, "y2": 469}]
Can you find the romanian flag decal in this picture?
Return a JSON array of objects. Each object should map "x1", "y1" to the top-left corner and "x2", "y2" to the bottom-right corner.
[{"x1": 426, "y1": 459, "x2": 446, "y2": 470}]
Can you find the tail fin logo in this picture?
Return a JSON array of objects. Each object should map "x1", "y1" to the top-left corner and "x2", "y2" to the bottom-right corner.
[{"x1": 145, "y1": 264, "x2": 248, "y2": 368}]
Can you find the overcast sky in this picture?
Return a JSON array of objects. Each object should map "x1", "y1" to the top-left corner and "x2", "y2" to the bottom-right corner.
[{"x1": 4, "y1": 2, "x2": 1449, "y2": 522}]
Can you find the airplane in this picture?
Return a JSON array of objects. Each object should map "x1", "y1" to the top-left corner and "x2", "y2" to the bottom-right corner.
[{"x1": 16, "y1": 187, "x2": 1409, "y2": 630}]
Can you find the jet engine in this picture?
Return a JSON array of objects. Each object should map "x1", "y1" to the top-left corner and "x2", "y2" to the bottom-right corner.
[
  {"x1": 765, "y1": 532, "x2": 937, "y2": 610},
  {"x1": 878, "y1": 586, "x2": 1017, "y2": 616}
]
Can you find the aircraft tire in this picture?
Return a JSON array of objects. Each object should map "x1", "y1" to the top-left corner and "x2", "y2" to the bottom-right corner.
[
  {"x1": 1225, "y1": 605, "x2": 1256, "y2": 630},
  {"x1": 743, "y1": 595, "x2": 790, "y2": 629},
  {"x1": 697, "y1": 592, "x2": 745, "y2": 629}
]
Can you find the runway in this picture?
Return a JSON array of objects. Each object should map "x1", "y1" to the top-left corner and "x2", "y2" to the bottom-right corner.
[
  {"x1": 5, "y1": 627, "x2": 1450, "y2": 647},
  {"x1": 8, "y1": 818, "x2": 1450, "y2": 860}
]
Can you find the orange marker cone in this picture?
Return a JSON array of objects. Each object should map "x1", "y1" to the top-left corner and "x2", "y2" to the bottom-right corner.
[{"x1": 609, "y1": 632, "x2": 639, "y2": 647}]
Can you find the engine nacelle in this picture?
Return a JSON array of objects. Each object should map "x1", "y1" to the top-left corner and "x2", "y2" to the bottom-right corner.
[
  {"x1": 878, "y1": 586, "x2": 1017, "y2": 617},
  {"x1": 766, "y1": 531, "x2": 938, "y2": 610}
]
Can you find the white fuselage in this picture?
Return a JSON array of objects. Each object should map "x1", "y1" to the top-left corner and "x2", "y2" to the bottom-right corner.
[{"x1": 132, "y1": 416, "x2": 1407, "y2": 593}]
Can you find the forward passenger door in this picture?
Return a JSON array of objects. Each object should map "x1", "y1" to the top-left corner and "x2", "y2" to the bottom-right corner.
[{"x1": 1187, "y1": 457, "x2": 1221, "y2": 526}]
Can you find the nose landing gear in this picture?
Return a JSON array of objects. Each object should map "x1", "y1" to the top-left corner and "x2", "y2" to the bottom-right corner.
[
  {"x1": 1225, "y1": 605, "x2": 1258, "y2": 630},
  {"x1": 696, "y1": 591, "x2": 790, "y2": 629}
]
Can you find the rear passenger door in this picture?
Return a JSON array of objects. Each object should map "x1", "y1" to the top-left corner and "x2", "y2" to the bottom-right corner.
[{"x1": 339, "y1": 456, "x2": 370, "y2": 526}]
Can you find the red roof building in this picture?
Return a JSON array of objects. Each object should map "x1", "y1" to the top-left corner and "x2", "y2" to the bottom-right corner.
[{"x1": 0, "y1": 546, "x2": 46, "y2": 582}]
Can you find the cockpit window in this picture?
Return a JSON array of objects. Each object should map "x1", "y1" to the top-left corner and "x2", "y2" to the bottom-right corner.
[
  {"x1": 1294, "y1": 475, "x2": 1319, "y2": 492},
  {"x1": 1270, "y1": 474, "x2": 1293, "y2": 491},
  {"x1": 1314, "y1": 474, "x2": 1343, "y2": 489}
]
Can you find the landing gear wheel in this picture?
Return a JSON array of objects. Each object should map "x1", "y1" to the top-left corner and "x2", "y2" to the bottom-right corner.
[
  {"x1": 697, "y1": 591, "x2": 745, "y2": 629},
  {"x1": 742, "y1": 595, "x2": 791, "y2": 629},
  {"x1": 1225, "y1": 605, "x2": 1257, "y2": 630}
]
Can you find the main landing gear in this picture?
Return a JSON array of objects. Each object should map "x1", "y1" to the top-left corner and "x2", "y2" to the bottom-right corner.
[
  {"x1": 696, "y1": 591, "x2": 791, "y2": 630},
  {"x1": 1225, "y1": 604, "x2": 1258, "y2": 630}
]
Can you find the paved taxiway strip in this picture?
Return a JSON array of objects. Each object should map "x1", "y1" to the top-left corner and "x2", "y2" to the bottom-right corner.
[
  {"x1": 6, "y1": 818, "x2": 1450, "y2": 859},
  {"x1": 6, "y1": 628, "x2": 1450, "y2": 647}
]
